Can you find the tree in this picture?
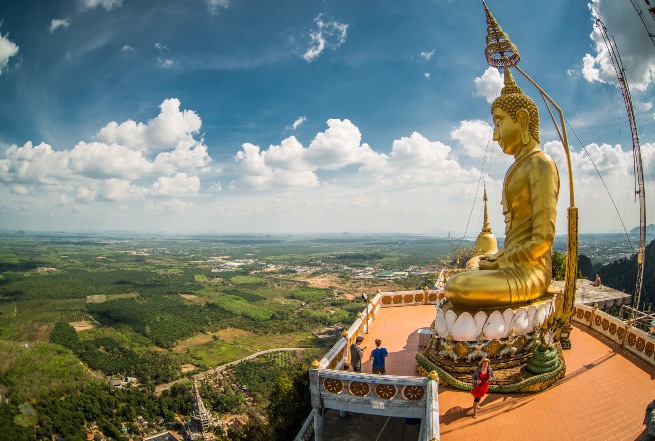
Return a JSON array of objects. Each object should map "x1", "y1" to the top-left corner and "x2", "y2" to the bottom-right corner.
[
  {"x1": 266, "y1": 366, "x2": 311, "y2": 441},
  {"x1": 552, "y1": 251, "x2": 566, "y2": 281},
  {"x1": 578, "y1": 254, "x2": 593, "y2": 278},
  {"x1": 49, "y1": 322, "x2": 80, "y2": 350}
]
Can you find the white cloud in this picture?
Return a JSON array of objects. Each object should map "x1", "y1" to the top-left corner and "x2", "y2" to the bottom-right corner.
[
  {"x1": 155, "y1": 43, "x2": 169, "y2": 51},
  {"x1": 292, "y1": 116, "x2": 307, "y2": 130},
  {"x1": 205, "y1": 0, "x2": 230, "y2": 15},
  {"x1": 10, "y1": 185, "x2": 30, "y2": 195},
  {"x1": 232, "y1": 119, "x2": 379, "y2": 189},
  {"x1": 473, "y1": 67, "x2": 503, "y2": 103},
  {"x1": 98, "y1": 178, "x2": 147, "y2": 201},
  {"x1": 68, "y1": 141, "x2": 154, "y2": 180},
  {"x1": 424, "y1": 72, "x2": 431, "y2": 79},
  {"x1": 583, "y1": 0, "x2": 655, "y2": 91},
  {"x1": 151, "y1": 173, "x2": 201, "y2": 197},
  {"x1": 303, "y1": 14, "x2": 349, "y2": 62},
  {"x1": 0, "y1": 31, "x2": 19, "y2": 75},
  {"x1": 304, "y1": 119, "x2": 378, "y2": 170},
  {"x1": 146, "y1": 198, "x2": 198, "y2": 214},
  {"x1": 80, "y1": 0, "x2": 123, "y2": 11},
  {"x1": 0, "y1": 99, "x2": 212, "y2": 206},
  {"x1": 232, "y1": 140, "x2": 320, "y2": 189},
  {"x1": 360, "y1": 132, "x2": 481, "y2": 187},
  {"x1": 0, "y1": 142, "x2": 71, "y2": 185},
  {"x1": 76, "y1": 186, "x2": 97, "y2": 202},
  {"x1": 420, "y1": 49, "x2": 435, "y2": 60},
  {"x1": 450, "y1": 120, "x2": 494, "y2": 158},
  {"x1": 97, "y1": 98, "x2": 202, "y2": 153},
  {"x1": 121, "y1": 45, "x2": 134, "y2": 52},
  {"x1": 49, "y1": 18, "x2": 70, "y2": 34},
  {"x1": 158, "y1": 58, "x2": 175, "y2": 68}
]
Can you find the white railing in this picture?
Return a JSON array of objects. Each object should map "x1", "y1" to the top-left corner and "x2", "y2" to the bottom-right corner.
[
  {"x1": 307, "y1": 368, "x2": 439, "y2": 441},
  {"x1": 301, "y1": 289, "x2": 442, "y2": 441},
  {"x1": 318, "y1": 289, "x2": 441, "y2": 369},
  {"x1": 293, "y1": 408, "x2": 316, "y2": 441},
  {"x1": 572, "y1": 304, "x2": 655, "y2": 367}
]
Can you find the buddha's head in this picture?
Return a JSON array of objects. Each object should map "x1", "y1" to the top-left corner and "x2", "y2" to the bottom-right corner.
[{"x1": 491, "y1": 69, "x2": 539, "y2": 155}]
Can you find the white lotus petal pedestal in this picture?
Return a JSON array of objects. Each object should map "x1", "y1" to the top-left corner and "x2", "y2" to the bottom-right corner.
[{"x1": 416, "y1": 286, "x2": 567, "y2": 393}]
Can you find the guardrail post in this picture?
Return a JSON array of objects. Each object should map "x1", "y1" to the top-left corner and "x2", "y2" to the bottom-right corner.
[
  {"x1": 621, "y1": 319, "x2": 632, "y2": 348},
  {"x1": 309, "y1": 361, "x2": 324, "y2": 441},
  {"x1": 423, "y1": 370, "x2": 440, "y2": 441}
]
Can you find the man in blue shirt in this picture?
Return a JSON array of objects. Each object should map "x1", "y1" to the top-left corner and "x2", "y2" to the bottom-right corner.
[{"x1": 371, "y1": 339, "x2": 388, "y2": 374}]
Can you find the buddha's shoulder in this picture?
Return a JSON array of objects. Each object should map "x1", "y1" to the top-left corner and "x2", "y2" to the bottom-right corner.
[{"x1": 524, "y1": 150, "x2": 557, "y2": 168}]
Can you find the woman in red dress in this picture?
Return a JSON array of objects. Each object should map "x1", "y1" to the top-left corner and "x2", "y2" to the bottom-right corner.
[{"x1": 471, "y1": 357, "x2": 494, "y2": 418}]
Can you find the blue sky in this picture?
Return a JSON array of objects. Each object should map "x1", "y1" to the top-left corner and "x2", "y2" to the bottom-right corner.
[{"x1": 0, "y1": 0, "x2": 654, "y2": 238}]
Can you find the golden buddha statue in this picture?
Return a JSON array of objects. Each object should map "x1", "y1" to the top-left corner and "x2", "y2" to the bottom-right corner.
[{"x1": 445, "y1": 69, "x2": 560, "y2": 309}]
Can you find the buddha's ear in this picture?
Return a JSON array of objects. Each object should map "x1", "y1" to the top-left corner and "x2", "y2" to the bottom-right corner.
[
  {"x1": 516, "y1": 108, "x2": 530, "y2": 131},
  {"x1": 516, "y1": 109, "x2": 530, "y2": 144}
]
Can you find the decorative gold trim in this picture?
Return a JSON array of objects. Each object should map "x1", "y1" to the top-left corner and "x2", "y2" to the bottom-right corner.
[
  {"x1": 393, "y1": 295, "x2": 402, "y2": 304},
  {"x1": 404, "y1": 294, "x2": 414, "y2": 303},
  {"x1": 374, "y1": 383, "x2": 398, "y2": 400},
  {"x1": 322, "y1": 378, "x2": 344, "y2": 394},
  {"x1": 401, "y1": 385, "x2": 425, "y2": 401},
  {"x1": 348, "y1": 381, "x2": 370, "y2": 397},
  {"x1": 617, "y1": 327, "x2": 626, "y2": 341},
  {"x1": 628, "y1": 333, "x2": 637, "y2": 347},
  {"x1": 645, "y1": 342, "x2": 654, "y2": 357}
]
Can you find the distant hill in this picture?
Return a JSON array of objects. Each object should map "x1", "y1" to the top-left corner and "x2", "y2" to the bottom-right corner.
[
  {"x1": 598, "y1": 237, "x2": 655, "y2": 310},
  {"x1": 629, "y1": 224, "x2": 655, "y2": 241}
]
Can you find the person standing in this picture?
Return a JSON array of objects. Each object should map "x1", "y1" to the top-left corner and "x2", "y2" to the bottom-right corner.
[
  {"x1": 350, "y1": 336, "x2": 365, "y2": 372},
  {"x1": 471, "y1": 357, "x2": 494, "y2": 419},
  {"x1": 371, "y1": 339, "x2": 388, "y2": 374}
]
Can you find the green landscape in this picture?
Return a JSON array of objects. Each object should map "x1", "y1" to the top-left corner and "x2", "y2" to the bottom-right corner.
[
  {"x1": 0, "y1": 232, "x2": 453, "y2": 440},
  {"x1": 0, "y1": 231, "x2": 652, "y2": 440}
]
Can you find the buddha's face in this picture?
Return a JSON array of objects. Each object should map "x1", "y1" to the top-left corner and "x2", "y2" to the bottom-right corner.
[{"x1": 492, "y1": 107, "x2": 523, "y2": 156}]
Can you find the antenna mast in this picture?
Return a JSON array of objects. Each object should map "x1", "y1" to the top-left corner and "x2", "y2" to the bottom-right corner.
[
  {"x1": 628, "y1": 0, "x2": 655, "y2": 48},
  {"x1": 595, "y1": 18, "x2": 647, "y2": 312}
]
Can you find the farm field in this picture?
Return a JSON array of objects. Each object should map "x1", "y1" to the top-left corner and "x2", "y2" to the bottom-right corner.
[{"x1": 0, "y1": 232, "x2": 449, "y2": 372}]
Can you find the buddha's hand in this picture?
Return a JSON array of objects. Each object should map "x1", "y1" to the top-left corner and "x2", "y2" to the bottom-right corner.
[{"x1": 478, "y1": 256, "x2": 499, "y2": 270}]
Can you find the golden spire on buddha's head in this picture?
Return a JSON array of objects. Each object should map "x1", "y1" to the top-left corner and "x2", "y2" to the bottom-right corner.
[{"x1": 483, "y1": 0, "x2": 520, "y2": 69}]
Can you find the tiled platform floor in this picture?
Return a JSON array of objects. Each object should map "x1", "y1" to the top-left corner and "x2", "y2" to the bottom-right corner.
[{"x1": 331, "y1": 305, "x2": 655, "y2": 441}]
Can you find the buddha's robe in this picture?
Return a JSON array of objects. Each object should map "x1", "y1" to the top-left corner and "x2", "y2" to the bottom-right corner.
[{"x1": 446, "y1": 148, "x2": 559, "y2": 308}]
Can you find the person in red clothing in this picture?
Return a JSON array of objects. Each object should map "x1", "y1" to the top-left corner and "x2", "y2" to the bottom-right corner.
[{"x1": 471, "y1": 357, "x2": 494, "y2": 418}]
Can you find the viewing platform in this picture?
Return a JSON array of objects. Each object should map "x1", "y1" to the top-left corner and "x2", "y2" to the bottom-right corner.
[{"x1": 296, "y1": 289, "x2": 655, "y2": 441}]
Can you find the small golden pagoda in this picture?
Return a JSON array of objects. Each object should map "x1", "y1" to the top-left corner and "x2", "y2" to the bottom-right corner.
[{"x1": 466, "y1": 187, "x2": 498, "y2": 270}]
